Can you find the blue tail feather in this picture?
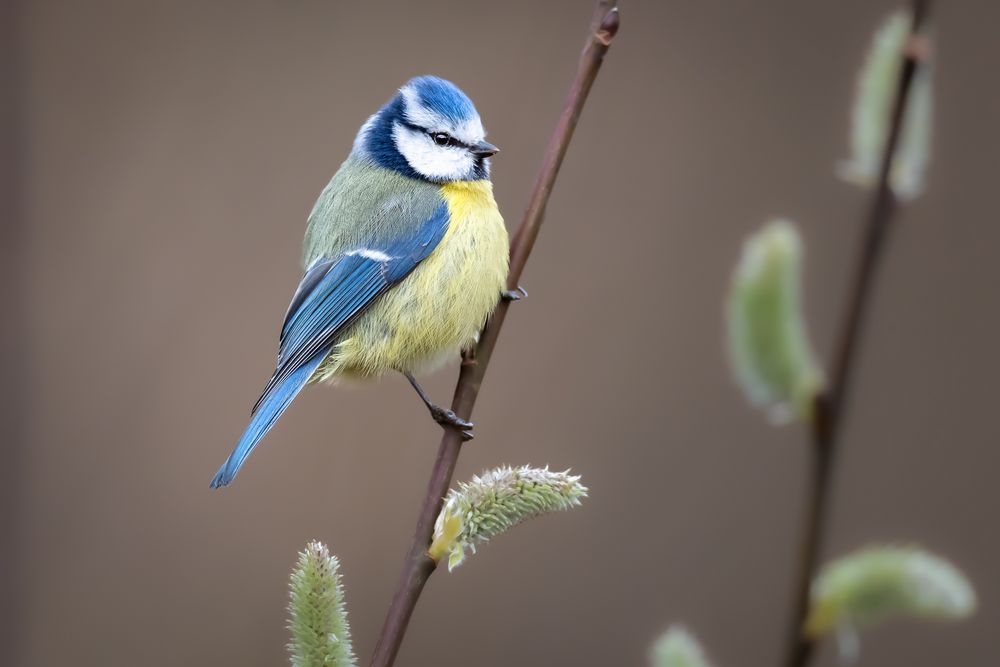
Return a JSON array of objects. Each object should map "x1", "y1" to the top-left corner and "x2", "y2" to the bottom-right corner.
[{"x1": 210, "y1": 352, "x2": 328, "y2": 488}]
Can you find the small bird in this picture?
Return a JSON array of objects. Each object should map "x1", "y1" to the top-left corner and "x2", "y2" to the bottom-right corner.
[{"x1": 211, "y1": 76, "x2": 512, "y2": 488}]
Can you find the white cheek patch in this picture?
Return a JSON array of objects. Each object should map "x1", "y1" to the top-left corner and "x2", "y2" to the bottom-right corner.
[{"x1": 393, "y1": 122, "x2": 475, "y2": 182}]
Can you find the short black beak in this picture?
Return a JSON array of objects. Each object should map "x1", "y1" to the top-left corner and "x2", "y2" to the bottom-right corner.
[{"x1": 471, "y1": 140, "x2": 499, "y2": 158}]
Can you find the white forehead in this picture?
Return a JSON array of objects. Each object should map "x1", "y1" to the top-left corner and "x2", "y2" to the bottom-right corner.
[{"x1": 399, "y1": 86, "x2": 485, "y2": 145}]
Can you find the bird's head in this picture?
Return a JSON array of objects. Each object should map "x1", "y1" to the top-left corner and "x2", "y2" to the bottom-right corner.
[{"x1": 354, "y1": 76, "x2": 498, "y2": 183}]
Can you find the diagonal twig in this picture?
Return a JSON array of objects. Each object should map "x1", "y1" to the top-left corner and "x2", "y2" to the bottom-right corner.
[
  {"x1": 781, "y1": 2, "x2": 933, "y2": 666},
  {"x1": 369, "y1": 3, "x2": 620, "y2": 666}
]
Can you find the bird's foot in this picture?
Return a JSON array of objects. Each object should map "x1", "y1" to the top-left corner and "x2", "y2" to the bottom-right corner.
[
  {"x1": 501, "y1": 286, "x2": 528, "y2": 302},
  {"x1": 429, "y1": 405, "x2": 474, "y2": 441}
]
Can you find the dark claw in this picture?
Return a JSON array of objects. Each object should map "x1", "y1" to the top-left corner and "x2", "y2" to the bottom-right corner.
[
  {"x1": 430, "y1": 406, "x2": 474, "y2": 430},
  {"x1": 405, "y1": 371, "x2": 476, "y2": 439},
  {"x1": 501, "y1": 286, "x2": 528, "y2": 302}
]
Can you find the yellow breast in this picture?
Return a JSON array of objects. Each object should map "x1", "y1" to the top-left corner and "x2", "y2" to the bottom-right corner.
[{"x1": 316, "y1": 180, "x2": 509, "y2": 380}]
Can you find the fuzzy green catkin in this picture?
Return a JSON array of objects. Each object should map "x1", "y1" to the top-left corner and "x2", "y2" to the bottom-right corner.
[
  {"x1": 805, "y1": 545, "x2": 976, "y2": 638},
  {"x1": 288, "y1": 541, "x2": 357, "y2": 667},
  {"x1": 838, "y1": 10, "x2": 933, "y2": 201},
  {"x1": 726, "y1": 220, "x2": 824, "y2": 423},
  {"x1": 650, "y1": 626, "x2": 714, "y2": 667},
  {"x1": 429, "y1": 465, "x2": 587, "y2": 571}
]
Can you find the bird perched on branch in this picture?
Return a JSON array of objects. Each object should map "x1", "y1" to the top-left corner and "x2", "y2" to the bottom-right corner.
[{"x1": 211, "y1": 76, "x2": 513, "y2": 488}]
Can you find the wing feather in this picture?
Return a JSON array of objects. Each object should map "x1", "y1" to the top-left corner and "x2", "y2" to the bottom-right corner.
[
  {"x1": 250, "y1": 202, "x2": 449, "y2": 415},
  {"x1": 214, "y1": 202, "x2": 450, "y2": 487}
]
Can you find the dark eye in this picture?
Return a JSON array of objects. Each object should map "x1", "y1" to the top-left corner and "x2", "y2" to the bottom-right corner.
[{"x1": 431, "y1": 132, "x2": 451, "y2": 146}]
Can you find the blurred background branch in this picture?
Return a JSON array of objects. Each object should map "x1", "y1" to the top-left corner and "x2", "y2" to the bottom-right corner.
[{"x1": 782, "y1": 2, "x2": 934, "y2": 665}]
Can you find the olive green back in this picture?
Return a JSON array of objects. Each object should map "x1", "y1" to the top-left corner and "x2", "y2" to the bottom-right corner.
[{"x1": 302, "y1": 154, "x2": 444, "y2": 269}]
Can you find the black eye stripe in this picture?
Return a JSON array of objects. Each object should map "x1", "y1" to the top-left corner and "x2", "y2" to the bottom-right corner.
[
  {"x1": 395, "y1": 120, "x2": 472, "y2": 150},
  {"x1": 430, "y1": 131, "x2": 469, "y2": 150}
]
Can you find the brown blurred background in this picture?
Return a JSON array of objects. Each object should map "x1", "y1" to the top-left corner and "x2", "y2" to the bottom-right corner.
[{"x1": 6, "y1": 0, "x2": 1000, "y2": 665}]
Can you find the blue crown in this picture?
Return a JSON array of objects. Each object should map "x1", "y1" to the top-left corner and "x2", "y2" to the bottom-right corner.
[{"x1": 406, "y1": 76, "x2": 477, "y2": 124}]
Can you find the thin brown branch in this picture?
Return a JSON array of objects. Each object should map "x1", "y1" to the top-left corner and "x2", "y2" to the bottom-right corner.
[
  {"x1": 368, "y1": 4, "x2": 619, "y2": 666},
  {"x1": 781, "y1": 2, "x2": 932, "y2": 666}
]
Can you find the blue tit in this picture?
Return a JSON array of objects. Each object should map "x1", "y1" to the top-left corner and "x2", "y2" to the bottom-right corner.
[{"x1": 211, "y1": 76, "x2": 511, "y2": 488}]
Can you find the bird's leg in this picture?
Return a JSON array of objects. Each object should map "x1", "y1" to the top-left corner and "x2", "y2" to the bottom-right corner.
[
  {"x1": 404, "y1": 372, "x2": 474, "y2": 441},
  {"x1": 501, "y1": 285, "x2": 528, "y2": 302}
]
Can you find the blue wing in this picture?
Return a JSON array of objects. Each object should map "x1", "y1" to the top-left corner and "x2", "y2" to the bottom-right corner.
[{"x1": 210, "y1": 202, "x2": 450, "y2": 488}]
